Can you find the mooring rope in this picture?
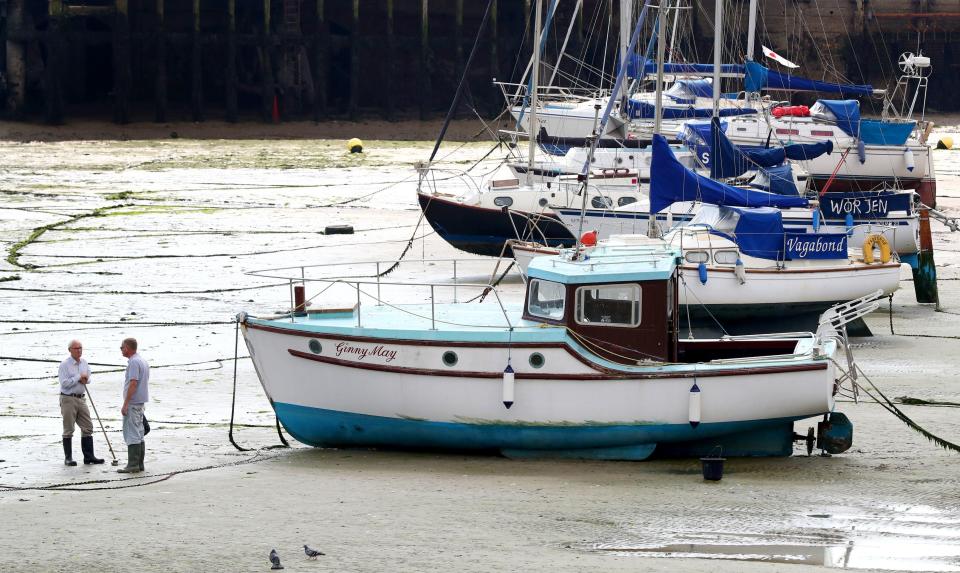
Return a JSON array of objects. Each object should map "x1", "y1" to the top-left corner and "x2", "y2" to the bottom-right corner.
[
  {"x1": 0, "y1": 449, "x2": 284, "y2": 492},
  {"x1": 833, "y1": 358, "x2": 960, "y2": 454}
]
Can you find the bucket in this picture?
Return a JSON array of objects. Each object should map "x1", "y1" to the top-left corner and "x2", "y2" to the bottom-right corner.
[{"x1": 700, "y1": 447, "x2": 725, "y2": 481}]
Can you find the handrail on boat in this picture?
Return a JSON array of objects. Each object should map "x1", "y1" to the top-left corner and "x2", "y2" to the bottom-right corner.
[{"x1": 245, "y1": 258, "x2": 517, "y2": 331}]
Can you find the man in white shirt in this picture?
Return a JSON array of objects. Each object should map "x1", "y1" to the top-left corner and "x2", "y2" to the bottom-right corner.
[{"x1": 58, "y1": 339, "x2": 104, "y2": 466}]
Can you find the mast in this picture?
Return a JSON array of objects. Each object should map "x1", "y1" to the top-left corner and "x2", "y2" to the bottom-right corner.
[
  {"x1": 650, "y1": 1, "x2": 666, "y2": 238},
  {"x1": 746, "y1": 0, "x2": 758, "y2": 62},
  {"x1": 712, "y1": 0, "x2": 723, "y2": 116},
  {"x1": 527, "y1": 0, "x2": 543, "y2": 183},
  {"x1": 619, "y1": 0, "x2": 632, "y2": 104},
  {"x1": 668, "y1": 0, "x2": 682, "y2": 63},
  {"x1": 654, "y1": 4, "x2": 666, "y2": 136}
]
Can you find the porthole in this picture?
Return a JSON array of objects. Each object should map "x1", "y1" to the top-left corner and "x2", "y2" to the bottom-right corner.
[
  {"x1": 442, "y1": 351, "x2": 458, "y2": 367},
  {"x1": 308, "y1": 339, "x2": 322, "y2": 354},
  {"x1": 493, "y1": 196, "x2": 514, "y2": 207},
  {"x1": 538, "y1": 197, "x2": 549, "y2": 207},
  {"x1": 618, "y1": 196, "x2": 638, "y2": 207},
  {"x1": 684, "y1": 250, "x2": 709, "y2": 264},
  {"x1": 529, "y1": 352, "x2": 545, "y2": 369},
  {"x1": 591, "y1": 196, "x2": 613, "y2": 209}
]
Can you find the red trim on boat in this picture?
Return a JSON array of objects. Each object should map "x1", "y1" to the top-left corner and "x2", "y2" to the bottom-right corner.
[{"x1": 286, "y1": 348, "x2": 827, "y2": 380}]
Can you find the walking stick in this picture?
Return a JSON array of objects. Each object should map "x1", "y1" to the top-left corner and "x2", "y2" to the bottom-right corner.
[{"x1": 85, "y1": 386, "x2": 119, "y2": 466}]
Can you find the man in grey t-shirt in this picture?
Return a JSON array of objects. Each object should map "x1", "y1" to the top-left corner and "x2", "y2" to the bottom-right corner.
[{"x1": 118, "y1": 337, "x2": 149, "y2": 474}]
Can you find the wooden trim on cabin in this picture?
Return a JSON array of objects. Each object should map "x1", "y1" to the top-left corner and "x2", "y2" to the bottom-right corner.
[{"x1": 287, "y1": 348, "x2": 827, "y2": 380}]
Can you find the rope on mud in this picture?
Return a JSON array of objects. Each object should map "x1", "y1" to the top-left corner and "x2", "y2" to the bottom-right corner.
[
  {"x1": 0, "y1": 283, "x2": 288, "y2": 295},
  {"x1": 0, "y1": 356, "x2": 251, "y2": 383},
  {"x1": 0, "y1": 448, "x2": 287, "y2": 493},
  {"x1": 0, "y1": 412, "x2": 274, "y2": 428},
  {"x1": 0, "y1": 319, "x2": 234, "y2": 325},
  {"x1": 229, "y1": 320, "x2": 253, "y2": 452},
  {"x1": 6, "y1": 204, "x2": 131, "y2": 270},
  {"x1": 846, "y1": 361, "x2": 960, "y2": 454}
]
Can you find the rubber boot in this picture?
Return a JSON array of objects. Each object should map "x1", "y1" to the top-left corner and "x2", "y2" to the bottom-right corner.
[
  {"x1": 117, "y1": 444, "x2": 142, "y2": 473},
  {"x1": 81, "y1": 436, "x2": 104, "y2": 465},
  {"x1": 62, "y1": 438, "x2": 77, "y2": 466},
  {"x1": 138, "y1": 440, "x2": 145, "y2": 472}
]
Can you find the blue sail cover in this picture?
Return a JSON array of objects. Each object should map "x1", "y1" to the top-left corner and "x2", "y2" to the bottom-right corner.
[
  {"x1": 784, "y1": 140, "x2": 834, "y2": 160},
  {"x1": 649, "y1": 134, "x2": 810, "y2": 214},
  {"x1": 709, "y1": 118, "x2": 832, "y2": 179},
  {"x1": 818, "y1": 99, "x2": 861, "y2": 138},
  {"x1": 761, "y1": 165, "x2": 799, "y2": 196},
  {"x1": 676, "y1": 79, "x2": 713, "y2": 98},
  {"x1": 627, "y1": 100, "x2": 757, "y2": 120},
  {"x1": 626, "y1": 58, "x2": 745, "y2": 78},
  {"x1": 744, "y1": 61, "x2": 874, "y2": 96}
]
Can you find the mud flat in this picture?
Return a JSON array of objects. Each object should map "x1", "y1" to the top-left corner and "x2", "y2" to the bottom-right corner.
[{"x1": 1, "y1": 119, "x2": 959, "y2": 572}]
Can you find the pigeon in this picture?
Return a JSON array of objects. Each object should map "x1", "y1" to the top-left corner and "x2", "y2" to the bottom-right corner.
[
  {"x1": 269, "y1": 549, "x2": 284, "y2": 570},
  {"x1": 304, "y1": 544, "x2": 326, "y2": 559}
]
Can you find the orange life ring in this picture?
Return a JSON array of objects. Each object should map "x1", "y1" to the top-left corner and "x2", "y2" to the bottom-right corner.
[{"x1": 862, "y1": 234, "x2": 892, "y2": 264}]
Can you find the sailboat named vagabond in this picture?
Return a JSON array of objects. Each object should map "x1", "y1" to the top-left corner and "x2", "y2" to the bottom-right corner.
[{"x1": 239, "y1": 242, "x2": 867, "y2": 460}]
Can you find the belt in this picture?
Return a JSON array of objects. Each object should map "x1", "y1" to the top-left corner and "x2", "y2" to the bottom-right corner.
[{"x1": 61, "y1": 393, "x2": 85, "y2": 398}]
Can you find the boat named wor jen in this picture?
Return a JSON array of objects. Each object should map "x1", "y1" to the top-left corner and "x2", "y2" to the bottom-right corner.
[{"x1": 238, "y1": 242, "x2": 866, "y2": 460}]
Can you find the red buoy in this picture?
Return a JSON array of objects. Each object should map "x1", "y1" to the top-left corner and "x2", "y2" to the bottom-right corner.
[{"x1": 580, "y1": 230, "x2": 598, "y2": 247}]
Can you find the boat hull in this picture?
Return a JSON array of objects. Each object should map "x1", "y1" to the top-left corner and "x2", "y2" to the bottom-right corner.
[
  {"x1": 417, "y1": 192, "x2": 575, "y2": 257},
  {"x1": 242, "y1": 320, "x2": 836, "y2": 459}
]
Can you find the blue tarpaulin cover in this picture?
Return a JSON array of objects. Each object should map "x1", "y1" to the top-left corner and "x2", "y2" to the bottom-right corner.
[
  {"x1": 725, "y1": 207, "x2": 786, "y2": 260},
  {"x1": 676, "y1": 79, "x2": 713, "y2": 98},
  {"x1": 650, "y1": 134, "x2": 810, "y2": 213},
  {"x1": 817, "y1": 99, "x2": 861, "y2": 138},
  {"x1": 744, "y1": 61, "x2": 874, "y2": 96}
]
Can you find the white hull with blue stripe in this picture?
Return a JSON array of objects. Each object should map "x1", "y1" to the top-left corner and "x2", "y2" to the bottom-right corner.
[{"x1": 240, "y1": 241, "x2": 857, "y2": 460}]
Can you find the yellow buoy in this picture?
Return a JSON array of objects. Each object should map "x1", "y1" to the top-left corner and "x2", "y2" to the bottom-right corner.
[
  {"x1": 863, "y1": 234, "x2": 892, "y2": 264},
  {"x1": 937, "y1": 136, "x2": 954, "y2": 150},
  {"x1": 348, "y1": 138, "x2": 364, "y2": 153}
]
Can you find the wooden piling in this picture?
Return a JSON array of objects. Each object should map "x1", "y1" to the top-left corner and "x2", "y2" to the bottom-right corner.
[
  {"x1": 419, "y1": 0, "x2": 430, "y2": 120},
  {"x1": 386, "y1": 0, "x2": 395, "y2": 121},
  {"x1": 192, "y1": 0, "x2": 203, "y2": 122},
  {"x1": 350, "y1": 0, "x2": 359, "y2": 120},
  {"x1": 261, "y1": 0, "x2": 275, "y2": 122},
  {"x1": 455, "y1": 0, "x2": 464, "y2": 85},
  {"x1": 155, "y1": 0, "x2": 167, "y2": 123},
  {"x1": 45, "y1": 0, "x2": 65, "y2": 125},
  {"x1": 490, "y1": 0, "x2": 499, "y2": 81},
  {"x1": 114, "y1": 0, "x2": 130, "y2": 124},
  {"x1": 224, "y1": 0, "x2": 237, "y2": 122},
  {"x1": 913, "y1": 209, "x2": 940, "y2": 306},
  {"x1": 313, "y1": 0, "x2": 327, "y2": 121},
  {"x1": 5, "y1": 0, "x2": 26, "y2": 117}
]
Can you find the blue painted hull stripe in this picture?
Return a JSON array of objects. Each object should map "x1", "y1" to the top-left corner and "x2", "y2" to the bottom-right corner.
[{"x1": 274, "y1": 402, "x2": 811, "y2": 452}]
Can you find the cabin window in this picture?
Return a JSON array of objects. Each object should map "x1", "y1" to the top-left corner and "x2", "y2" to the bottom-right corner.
[
  {"x1": 442, "y1": 351, "x2": 458, "y2": 367},
  {"x1": 684, "y1": 250, "x2": 709, "y2": 264},
  {"x1": 591, "y1": 196, "x2": 613, "y2": 209},
  {"x1": 575, "y1": 284, "x2": 641, "y2": 327},
  {"x1": 308, "y1": 339, "x2": 322, "y2": 354},
  {"x1": 713, "y1": 250, "x2": 739, "y2": 265},
  {"x1": 527, "y1": 279, "x2": 566, "y2": 321},
  {"x1": 618, "y1": 196, "x2": 638, "y2": 207},
  {"x1": 538, "y1": 197, "x2": 549, "y2": 207},
  {"x1": 493, "y1": 196, "x2": 514, "y2": 207}
]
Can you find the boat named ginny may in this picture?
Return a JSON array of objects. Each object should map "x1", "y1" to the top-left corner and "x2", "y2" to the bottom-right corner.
[{"x1": 239, "y1": 242, "x2": 858, "y2": 461}]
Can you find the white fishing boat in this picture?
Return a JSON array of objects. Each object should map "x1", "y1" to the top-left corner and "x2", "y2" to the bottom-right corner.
[{"x1": 239, "y1": 241, "x2": 865, "y2": 460}]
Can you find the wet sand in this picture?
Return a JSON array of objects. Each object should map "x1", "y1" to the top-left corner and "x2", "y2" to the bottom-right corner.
[{"x1": 1, "y1": 119, "x2": 960, "y2": 572}]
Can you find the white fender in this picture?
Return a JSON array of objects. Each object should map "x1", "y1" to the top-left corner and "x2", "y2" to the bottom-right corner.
[
  {"x1": 689, "y1": 382, "x2": 701, "y2": 428},
  {"x1": 502, "y1": 362, "x2": 515, "y2": 409},
  {"x1": 904, "y1": 147, "x2": 915, "y2": 172},
  {"x1": 735, "y1": 258, "x2": 746, "y2": 285}
]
